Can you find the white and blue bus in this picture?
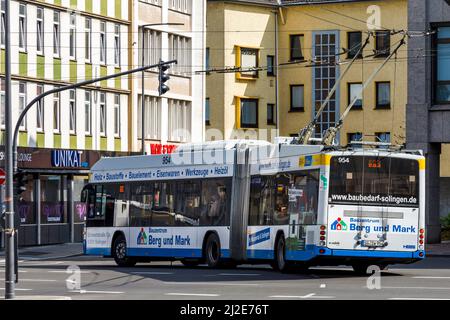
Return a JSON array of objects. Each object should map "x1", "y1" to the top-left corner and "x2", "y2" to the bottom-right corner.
[{"x1": 82, "y1": 140, "x2": 426, "y2": 273}]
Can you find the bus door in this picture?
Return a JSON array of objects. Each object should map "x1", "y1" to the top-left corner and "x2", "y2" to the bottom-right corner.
[{"x1": 283, "y1": 171, "x2": 320, "y2": 252}]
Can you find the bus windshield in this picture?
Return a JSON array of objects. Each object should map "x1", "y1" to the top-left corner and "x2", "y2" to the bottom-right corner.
[{"x1": 329, "y1": 156, "x2": 419, "y2": 207}]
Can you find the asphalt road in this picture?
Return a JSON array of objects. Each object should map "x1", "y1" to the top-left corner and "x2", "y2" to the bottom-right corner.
[{"x1": 1, "y1": 256, "x2": 450, "y2": 300}]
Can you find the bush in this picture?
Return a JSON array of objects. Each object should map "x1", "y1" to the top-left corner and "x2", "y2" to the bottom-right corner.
[{"x1": 441, "y1": 214, "x2": 450, "y2": 230}]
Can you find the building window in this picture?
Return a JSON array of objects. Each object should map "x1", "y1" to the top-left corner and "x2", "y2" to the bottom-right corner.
[
  {"x1": 0, "y1": 1, "x2": 5, "y2": 47},
  {"x1": 69, "y1": 12, "x2": 76, "y2": 60},
  {"x1": 19, "y1": 3, "x2": 26, "y2": 52},
  {"x1": 348, "y1": 132, "x2": 363, "y2": 145},
  {"x1": 36, "y1": 7, "x2": 44, "y2": 54},
  {"x1": 53, "y1": 11, "x2": 60, "y2": 57},
  {"x1": 99, "y1": 92, "x2": 106, "y2": 136},
  {"x1": 206, "y1": 47, "x2": 210, "y2": 72},
  {"x1": 0, "y1": 78, "x2": 4, "y2": 127},
  {"x1": 168, "y1": 99, "x2": 191, "y2": 142},
  {"x1": 53, "y1": 91, "x2": 60, "y2": 132},
  {"x1": 114, "y1": 24, "x2": 120, "y2": 67},
  {"x1": 205, "y1": 98, "x2": 210, "y2": 125},
  {"x1": 169, "y1": 0, "x2": 191, "y2": 14},
  {"x1": 114, "y1": 94, "x2": 120, "y2": 137},
  {"x1": 19, "y1": 82, "x2": 26, "y2": 130},
  {"x1": 140, "y1": 28, "x2": 161, "y2": 70},
  {"x1": 435, "y1": 26, "x2": 450, "y2": 104},
  {"x1": 138, "y1": 95, "x2": 161, "y2": 140},
  {"x1": 100, "y1": 21, "x2": 106, "y2": 64},
  {"x1": 376, "y1": 132, "x2": 391, "y2": 147},
  {"x1": 376, "y1": 82, "x2": 391, "y2": 108},
  {"x1": 348, "y1": 83, "x2": 363, "y2": 109},
  {"x1": 69, "y1": 89, "x2": 76, "y2": 134},
  {"x1": 84, "y1": 91, "x2": 91, "y2": 134},
  {"x1": 168, "y1": 33, "x2": 191, "y2": 75},
  {"x1": 267, "y1": 103, "x2": 275, "y2": 125},
  {"x1": 36, "y1": 84, "x2": 44, "y2": 131},
  {"x1": 290, "y1": 34, "x2": 304, "y2": 61},
  {"x1": 375, "y1": 30, "x2": 390, "y2": 57},
  {"x1": 240, "y1": 98, "x2": 258, "y2": 128},
  {"x1": 85, "y1": 18, "x2": 91, "y2": 62},
  {"x1": 290, "y1": 85, "x2": 304, "y2": 111},
  {"x1": 239, "y1": 47, "x2": 258, "y2": 78},
  {"x1": 347, "y1": 31, "x2": 362, "y2": 59},
  {"x1": 267, "y1": 55, "x2": 275, "y2": 76}
]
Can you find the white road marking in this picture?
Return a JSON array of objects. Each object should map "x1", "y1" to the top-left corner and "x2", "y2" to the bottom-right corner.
[
  {"x1": 389, "y1": 298, "x2": 450, "y2": 301},
  {"x1": 166, "y1": 293, "x2": 220, "y2": 297},
  {"x1": 320, "y1": 284, "x2": 327, "y2": 289},
  {"x1": 69, "y1": 290, "x2": 124, "y2": 294},
  {"x1": 412, "y1": 277, "x2": 450, "y2": 279},
  {"x1": 380, "y1": 286, "x2": 450, "y2": 290},
  {"x1": 48, "y1": 270, "x2": 92, "y2": 274},
  {"x1": 163, "y1": 282, "x2": 259, "y2": 286},
  {"x1": 270, "y1": 293, "x2": 335, "y2": 299},
  {"x1": 12, "y1": 296, "x2": 72, "y2": 300},
  {"x1": 0, "y1": 288, "x2": 33, "y2": 291},
  {"x1": 20, "y1": 279, "x2": 57, "y2": 282},
  {"x1": 131, "y1": 272, "x2": 174, "y2": 275}
]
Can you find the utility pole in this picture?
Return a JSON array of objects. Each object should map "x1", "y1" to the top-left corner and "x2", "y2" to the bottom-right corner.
[
  {"x1": 4, "y1": 0, "x2": 15, "y2": 300},
  {"x1": 140, "y1": 23, "x2": 183, "y2": 155}
]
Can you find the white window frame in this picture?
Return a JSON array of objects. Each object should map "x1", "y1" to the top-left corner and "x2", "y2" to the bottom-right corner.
[
  {"x1": 100, "y1": 21, "x2": 106, "y2": 65},
  {"x1": 168, "y1": 99, "x2": 191, "y2": 142},
  {"x1": 53, "y1": 11, "x2": 60, "y2": 57},
  {"x1": 36, "y1": 84, "x2": 44, "y2": 132},
  {"x1": 53, "y1": 90, "x2": 60, "y2": 133},
  {"x1": 84, "y1": 91, "x2": 92, "y2": 135},
  {"x1": 19, "y1": 82, "x2": 27, "y2": 130},
  {"x1": 0, "y1": 78, "x2": 5, "y2": 128},
  {"x1": 114, "y1": 24, "x2": 120, "y2": 67},
  {"x1": 69, "y1": 12, "x2": 76, "y2": 60},
  {"x1": 114, "y1": 94, "x2": 120, "y2": 137},
  {"x1": 19, "y1": 3, "x2": 27, "y2": 52},
  {"x1": 85, "y1": 18, "x2": 91, "y2": 62},
  {"x1": 36, "y1": 7, "x2": 44, "y2": 55},
  {"x1": 0, "y1": 0, "x2": 5, "y2": 48},
  {"x1": 69, "y1": 89, "x2": 76, "y2": 134},
  {"x1": 99, "y1": 92, "x2": 106, "y2": 136}
]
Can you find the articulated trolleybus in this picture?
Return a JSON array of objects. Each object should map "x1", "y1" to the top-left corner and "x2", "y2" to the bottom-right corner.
[{"x1": 82, "y1": 140, "x2": 426, "y2": 273}]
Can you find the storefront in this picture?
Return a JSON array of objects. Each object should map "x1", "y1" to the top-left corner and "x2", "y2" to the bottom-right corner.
[{"x1": 0, "y1": 147, "x2": 135, "y2": 246}]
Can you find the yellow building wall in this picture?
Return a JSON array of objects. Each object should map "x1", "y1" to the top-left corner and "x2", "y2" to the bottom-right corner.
[
  {"x1": 278, "y1": 0, "x2": 408, "y2": 145},
  {"x1": 206, "y1": 2, "x2": 277, "y2": 141}
]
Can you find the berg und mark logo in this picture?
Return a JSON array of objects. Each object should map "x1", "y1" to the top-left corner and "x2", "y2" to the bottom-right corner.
[{"x1": 331, "y1": 218, "x2": 348, "y2": 231}]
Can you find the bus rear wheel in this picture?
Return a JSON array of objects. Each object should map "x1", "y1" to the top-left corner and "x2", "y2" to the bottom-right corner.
[
  {"x1": 112, "y1": 235, "x2": 137, "y2": 267},
  {"x1": 274, "y1": 236, "x2": 293, "y2": 273},
  {"x1": 205, "y1": 233, "x2": 222, "y2": 268}
]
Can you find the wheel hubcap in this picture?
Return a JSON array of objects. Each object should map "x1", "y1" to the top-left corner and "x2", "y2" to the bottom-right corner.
[{"x1": 116, "y1": 242, "x2": 126, "y2": 259}]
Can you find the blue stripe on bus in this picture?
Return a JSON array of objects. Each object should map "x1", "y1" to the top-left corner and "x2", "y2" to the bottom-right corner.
[
  {"x1": 85, "y1": 247, "x2": 111, "y2": 256},
  {"x1": 331, "y1": 249, "x2": 425, "y2": 259}
]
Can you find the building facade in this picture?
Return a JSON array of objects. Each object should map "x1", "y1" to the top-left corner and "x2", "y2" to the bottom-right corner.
[
  {"x1": 206, "y1": 0, "x2": 407, "y2": 145},
  {"x1": 0, "y1": 0, "x2": 134, "y2": 245},
  {"x1": 407, "y1": 0, "x2": 450, "y2": 243},
  {"x1": 133, "y1": 0, "x2": 206, "y2": 155}
]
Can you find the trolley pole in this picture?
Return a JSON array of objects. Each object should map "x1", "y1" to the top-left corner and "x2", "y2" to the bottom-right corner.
[{"x1": 4, "y1": 0, "x2": 15, "y2": 300}]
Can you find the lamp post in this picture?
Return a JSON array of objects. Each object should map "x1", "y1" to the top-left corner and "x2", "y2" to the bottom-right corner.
[{"x1": 140, "y1": 23, "x2": 183, "y2": 155}]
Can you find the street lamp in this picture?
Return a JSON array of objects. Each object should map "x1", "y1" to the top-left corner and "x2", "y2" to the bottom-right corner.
[{"x1": 140, "y1": 23, "x2": 183, "y2": 155}]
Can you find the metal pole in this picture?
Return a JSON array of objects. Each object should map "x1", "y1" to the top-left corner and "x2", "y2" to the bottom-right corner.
[
  {"x1": 4, "y1": 0, "x2": 15, "y2": 299},
  {"x1": 141, "y1": 27, "x2": 145, "y2": 155}
]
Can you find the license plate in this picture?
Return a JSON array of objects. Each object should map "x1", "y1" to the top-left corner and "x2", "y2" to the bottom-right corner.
[{"x1": 361, "y1": 240, "x2": 385, "y2": 247}]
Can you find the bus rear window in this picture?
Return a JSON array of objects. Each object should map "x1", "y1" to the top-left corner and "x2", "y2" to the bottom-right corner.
[{"x1": 329, "y1": 156, "x2": 419, "y2": 207}]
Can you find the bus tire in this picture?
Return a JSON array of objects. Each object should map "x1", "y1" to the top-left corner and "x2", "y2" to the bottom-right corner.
[
  {"x1": 274, "y1": 236, "x2": 293, "y2": 273},
  {"x1": 112, "y1": 234, "x2": 137, "y2": 267},
  {"x1": 181, "y1": 259, "x2": 201, "y2": 268},
  {"x1": 205, "y1": 233, "x2": 222, "y2": 268}
]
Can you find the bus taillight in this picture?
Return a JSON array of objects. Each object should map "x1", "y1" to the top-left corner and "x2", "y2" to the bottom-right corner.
[
  {"x1": 320, "y1": 225, "x2": 326, "y2": 231},
  {"x1": 319, "y1": 225, "x2": 327, "y2": 246}
]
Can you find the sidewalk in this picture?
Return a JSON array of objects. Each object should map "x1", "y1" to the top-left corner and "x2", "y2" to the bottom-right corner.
[
  {"x1": 0, "y1": 243, "x2": 83, "y2": 261},
  {"x1": 426, "y1": 241, "x2": 450, "y2": 257}
]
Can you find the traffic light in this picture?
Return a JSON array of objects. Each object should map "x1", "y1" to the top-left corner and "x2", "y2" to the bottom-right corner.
[
  {"x1": 158, "y1": 61, "x2": 170, "y2": 96},
  {"x1": 13, "y1": 170, "x2": 27, "y2": 197}
]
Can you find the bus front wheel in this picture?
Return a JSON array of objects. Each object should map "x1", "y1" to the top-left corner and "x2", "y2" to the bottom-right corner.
[
  {"x1": 112, "y1": 235, "x2": 137, "y2": 267},
  {"x1": 205, "y1": 233, "x2": 221, "y2": 268}
]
